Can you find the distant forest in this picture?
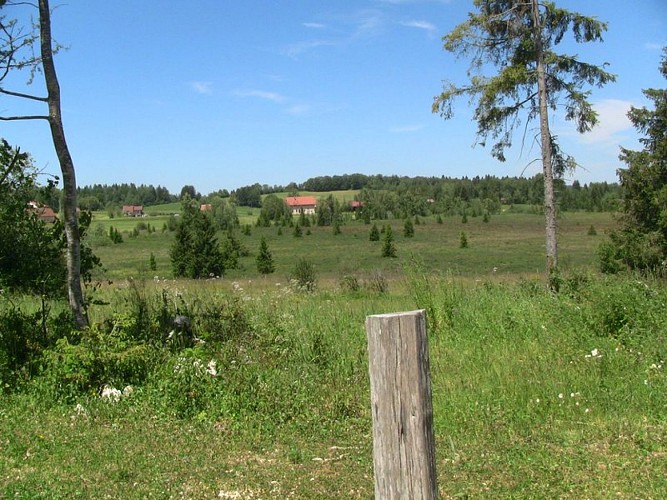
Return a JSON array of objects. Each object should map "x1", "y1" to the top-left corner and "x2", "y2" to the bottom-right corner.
[{"x1": 74, "y1": 173, "x2": 622, "y2": 213}]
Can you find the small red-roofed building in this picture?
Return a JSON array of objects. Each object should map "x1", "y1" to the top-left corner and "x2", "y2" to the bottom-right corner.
[
  {"x1": 122, "y1": 205, "x2": 144, "y2": 217},
  {"x1": 285, "y1": 196, "x2": 317, "y2": 215}
]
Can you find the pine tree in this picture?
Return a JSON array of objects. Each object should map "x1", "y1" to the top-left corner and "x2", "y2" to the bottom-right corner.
[
  {"x1": 256, "y1": 236, "x2": 275, "y2": 275},
  {"x1": 369, "y1": 223, "x2": 380, "y2": 241},
  {"x1": 602, "y1": 49, "x2": 667, "y2": 274},
  {"x1": 382, "y1": 225, "x2": 397, "y2": 258},
  {"x1": 170, "y1": 199, "x2": 224, "y2": 278},
  {"x1": 434, "y1": 0, "x2": 615, "y2": 284},
  {"x1": 404, "y1": 218, "x2": 415, "y2": 238}
]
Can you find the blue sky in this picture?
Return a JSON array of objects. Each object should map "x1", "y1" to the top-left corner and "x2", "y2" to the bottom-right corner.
[{"x1": 2, "y1": 0, "x2": 665, "y2": 194}]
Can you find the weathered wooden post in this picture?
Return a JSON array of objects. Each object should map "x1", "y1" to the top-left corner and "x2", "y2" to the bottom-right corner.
[{"x1": 365, "y1": 309, "x2": 438, "y2": 499}]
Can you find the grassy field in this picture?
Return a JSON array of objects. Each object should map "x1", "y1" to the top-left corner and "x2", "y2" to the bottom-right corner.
[
  {"x1": 88, "y1": 209, "x2": 615, "y2": 281},
  {"x1": 1, "y1": 273, "x2": 666, "y2": 497},
  {"x1": 2, "y1": 207, "x2": 665, "y2": 498}
]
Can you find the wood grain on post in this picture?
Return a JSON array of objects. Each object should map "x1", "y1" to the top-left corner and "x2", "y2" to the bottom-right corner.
[{"x1": 365, "y1": 309, "x2": 438, "y2": 499}]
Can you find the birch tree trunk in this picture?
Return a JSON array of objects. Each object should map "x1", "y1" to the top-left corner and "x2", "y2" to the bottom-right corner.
[
  {"x1": 531, "y1": 0, "x2": 558, "y2": 284},
  {"x1": 38, "y1": 0, "x2": 88, "y2": 328}
]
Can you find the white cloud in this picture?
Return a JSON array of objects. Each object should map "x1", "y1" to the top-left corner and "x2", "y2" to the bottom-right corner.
[
  {"x1": 190, "y1": 81, "x2": 213, "y2": 94},
  {"x1": 644, "y1": 42, "x2": 666, "y2": 51},
  {"x1": 579, "y1": 99, "x2": 634, "y2": 145},
  {"x1": 233, "y1": 90, "x2": 286, "y2": 103},
  {"x1": 400, "y1": 20, "x2": 437, "y2": 32},
  {"x1": 282, "y1": 39, "x2": 336, "y2": 58},
  {"x1": 303, "y1": 22, "x2": 326, "y2": 29},
  {"x1": 286, "y1": 104, "x2": 312, "y2": 116},
  {"x1": 389, "y1": 124, "x2": 424, "y2": 133}
]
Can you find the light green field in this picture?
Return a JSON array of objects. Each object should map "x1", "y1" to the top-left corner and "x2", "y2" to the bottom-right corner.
[
  {"x1": 87, "y1": 210, "x2": 615, "y2": 282},
  {"x1": 5, "y1": 199, "x2": 664, "y2": 498},
  {"x1": 1, "y1": 273, "x2": 665, "y2": 498}
]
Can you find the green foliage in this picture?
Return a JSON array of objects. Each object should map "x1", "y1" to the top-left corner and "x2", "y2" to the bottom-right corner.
[
  {"x1": 0, "y1": 139, "x2": 100, "y2": 297},
  {"x1": 403, "y1": 218, "x2": 414, "y2": 238},
  {"x1": 293, "y1": 223, "x2": 303, "y2": 238},
  {"x1": 369, "y1": 223, "x2": 380, "y2": 241},
  {"x1": 148, "y1": 347, "x2": 220, "y2": 418},
  {"x1": 210, "y1": 197, "x2": 238, "y2": 230},
  {"x1": 108, "y1": 225, "x2": 123, "y2": 244},
  {"x1": 149, "y1": 252, "x2": 157, "y2": 271},
  {"x1": 433, "y1": 1, "x2": 615, "y2": 164},
  {"x1": 0, "y1": 302, "x2": 72, "y2": 390},
  {"x1": 381, "y1": 225, "x2": 397, "y2": 258},
  {"x1": 587, "y1": 224, "x2": 597, "y2": 236},
  {"x1": 166, "y1": 215, "x2": 178, "y2": 232},
  {"x1": 460, "y1": 231, "x2": 468, "y2": 248},
  {"x1": 220, "y1": 230, "x2": 245, "y2": 271},
  {"x1": 604, "y1": 49, "x2": 667, "y2": 275},
  {"x1": 39, "y1": 324, "x2": 158, "y2": 403},
  {"x1": 256, "y1": 237, "x2": 275, "y2": 275},
  {"x1": 170, "y1": 199, "x2": 224, "y2": 278},
  {"x1": 258, "y1": 194, "x2": 290, "y2": 227},
  {"x1": 290, "y1": 258, "x2": 316, "y2": 291},
  {"x1": 1, "y1": 274, "x2": 667, "y2": 497}
]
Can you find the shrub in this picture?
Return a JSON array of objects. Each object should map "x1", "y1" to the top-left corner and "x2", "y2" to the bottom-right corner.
[
  {"x1": 170, "y1": 200, "x2": 224, "y2": 279},
  {"x1": 382, "y1": 225, "x2": 397, "y2": 258},
  {"x1": 404, "y1": 218, "x2": 414, "y2": 238},
  {"x1": 256, "y1": 237, "x2": 275, "y2": 275},
  {"x1": 339, "y1": 274, "x2": 360, "y2": 292},
  {"x1": 365, "y1": 270, "x2": 388, "y2": 294},
  {"x1": 460, "y1": 231, "x2": 468, "y2": 248},
  {"x1": 38, "y1": 322, "x2": 160, "y2": 402},
  {"x1": 369, "y1": 223, "x2": 380, "y2": 241},
  {"x1": 291, "y1": 258, "x2": 317, "y2": 291}
]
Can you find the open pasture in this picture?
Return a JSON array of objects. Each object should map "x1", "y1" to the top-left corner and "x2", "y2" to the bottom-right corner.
[
  {"x1": 88, "y1": 209, "x2": 615, "y2": 282},
  {"x1": 4, "y1": 204, "x2": 664, "y2": 498}
]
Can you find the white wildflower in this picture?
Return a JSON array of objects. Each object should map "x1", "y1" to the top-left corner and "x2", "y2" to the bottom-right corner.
[
  {"x1": 101, "y1": 385, "x2": 122, "y2": 402},
  {"x1": 585, "y1": 348, "x2": 602, "y2": 359},
  {"x1": 207, "y1": 360, "x2": 217, "y2": 377},
  {"x1": 75, "y1": 403, "x2": 87, "y2": 415},
  {"x1": 122, "y1": 385, "x2": 134, "y2": 397}
]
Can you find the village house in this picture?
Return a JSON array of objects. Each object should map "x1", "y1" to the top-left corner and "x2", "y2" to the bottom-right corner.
[
  {"x1": 122, "y1": 205, "x2": 144, "y2": 217},
  {"x1": 285, "y1": 196, "x2": 317, "y2": 215},
  {"x1": 27, "y1": 201, "x2": 57, "y2": 223}
]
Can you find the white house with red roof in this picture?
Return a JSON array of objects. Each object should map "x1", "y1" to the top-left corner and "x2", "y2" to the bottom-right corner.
[{"x1": 284, "y1": 196, "x2": 317, "y2": 215}]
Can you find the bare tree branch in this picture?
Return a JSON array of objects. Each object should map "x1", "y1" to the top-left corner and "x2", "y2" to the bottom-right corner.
[
  {"x1": 0, "y1": 114, "x2": 48, "y2": 120},
  {"x1": 0, "y1": 86, "x2": 48, "y2": 101}
]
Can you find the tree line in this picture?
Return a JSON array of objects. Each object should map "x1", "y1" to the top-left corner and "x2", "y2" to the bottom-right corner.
[{"x1": 70, "y1": 174, "x2": 622, "y2": 213}]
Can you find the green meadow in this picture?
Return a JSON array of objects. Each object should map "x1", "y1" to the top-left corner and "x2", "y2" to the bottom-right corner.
[
  {"x1": 90, "y1": 207, "x2": 615, "y2": 281},
  {"x1": 2, "y1": 206, "x2": 666, "y2": 498}
]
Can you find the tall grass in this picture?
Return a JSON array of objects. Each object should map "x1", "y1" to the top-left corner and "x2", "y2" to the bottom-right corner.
[{"x1": 1, "y1": 272, "x2": 665, "y2": 497}]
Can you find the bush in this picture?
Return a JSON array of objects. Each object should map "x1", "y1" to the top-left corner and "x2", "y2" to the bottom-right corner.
[
  {"x1": 38, "y1": 322, "x2": 160, "y2": 402},
  {"x1": 0, "y1": 302, "x2": 73, "y2": 391},
  {"x1": 290, "y1": 258, "x2": 317, "y2": 291},
  {"x1": 404, "y1": 218, "x2": 414, "y2": 238},
  {"x1": 369, "y1": 223, "x2": 380, "y2": 241},
  {"x1": 460, "y1": 231, "x2": 468, "y2": 248},
  {"x1": 382, "y1": 225, "x2": 397, "y2": 258},
  {"x1": 256, "y1": 237, "x2": 275, "y2": 275},
  {"x1": 170, "y1": 200, "x2": 224, "y2": 278}
]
